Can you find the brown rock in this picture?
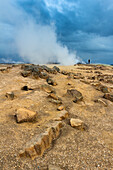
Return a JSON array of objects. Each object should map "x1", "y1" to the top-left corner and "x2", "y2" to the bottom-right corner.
[
  {"x1": 39, "y1": 72, "x2": 49, "y2": 79},
  {"x1": 5, "y1": 92, "x2": 14, "y2": 100},
  {"x1": 61, "y1": 70, "x2": 68, "y2": 75},
  {"x1": 70, "y1": 118, "x2": 84, "y2": 128},
  {"x1": 54, "y1": 110, "x2": 69, "y2": 121},
  {"x1": 103, "y1": 93, "x2": 113, "y2": 102},
  {"x1": 49, "y1": 98, "x2": 62, "y2": 105},
  {"x1": 32, "y1": 72, "x2": 39, "y2": 79},
  {"x1": 15, "y1": 108, "x2": 37, "y2": 123},
  {"x1": 67, "y1": 89, "x2": 83, "y2": 102},
  {"x1": 25, "y1": 145, "x2": 37, "y2": 159},
  {"x1": 46, "y1": 78, "x2": 57, "y2": 86},
  {"x1": 94, "y1": 84, "x2": 110, "y2": 93},
  {"x1": 20, "y1": 121, "x2": 63, "y2": 158},
  {"x1": 21, "y1": 71, "x2": 31, "y2": 77},
  {"x1": 41, "y1": 84, "x2": 55, "y2": 93},
  {"x1": 96, "y1": 98, "x2": 108, "y2": 107},
  {"x1": 57, "y1": 105, "x2": 64, "y2": 111},
  {"x1": 48, "y1": 93, "x2": 59, "y2": 100}
]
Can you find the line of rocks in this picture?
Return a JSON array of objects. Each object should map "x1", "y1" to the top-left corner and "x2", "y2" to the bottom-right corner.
[
  {"x1": 19, "y1": 121, "x2": 63, "y2": 159},
  {"x1": 21, "y1": 64, "x2": 60, "y2": 79}
]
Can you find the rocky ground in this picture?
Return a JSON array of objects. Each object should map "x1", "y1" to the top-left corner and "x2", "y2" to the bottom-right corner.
[{"x1": 0, "y1": 64, "x2": 113, "y2": 170}]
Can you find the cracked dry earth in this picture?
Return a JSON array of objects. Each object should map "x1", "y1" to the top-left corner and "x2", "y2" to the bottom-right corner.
[{"x1": 0, "y1": 64, "x2": 113, "y2": 170}]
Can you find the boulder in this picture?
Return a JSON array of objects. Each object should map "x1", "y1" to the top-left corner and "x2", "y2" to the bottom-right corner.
[
  {"x1": 67, "y1": 89, "x2": 83, "y2": 103},
  {"x1": 96, "y1": 84, "x2": 110, "y2": 93},
  {"x1": 15, "y1": 108, "x2": 37, "y2": 123},
  {"x1": 21, "y1": 71, "x2": 31, "y2": 77},
  {"x1": 53, "y1": 66, "x2": 60, "y2": 72},
  {"x1": 41, "y1": 65, "x2": 57, "y2": 74},
  {"x1": 39, "y1": 72, "x2": 49, "y2": 79},
  {"x1": 41, "y1": 84, "x2": 55, "y2": 93}
]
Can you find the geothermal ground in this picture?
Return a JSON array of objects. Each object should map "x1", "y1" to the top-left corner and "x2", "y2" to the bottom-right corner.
[{"x1": 0, "y1": 64, "x2": 113, "y2": 170}]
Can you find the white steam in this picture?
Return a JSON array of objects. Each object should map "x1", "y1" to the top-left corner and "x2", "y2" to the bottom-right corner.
[{"x1": 15, "y1": 21, "x2": 80, "y2": 65}]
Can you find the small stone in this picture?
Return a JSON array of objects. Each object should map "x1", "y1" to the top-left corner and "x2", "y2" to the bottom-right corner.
[
  {"x1": 54, "y1": 110, "x2": 69, "y2": 121},
  {"x1": 97, "y1": 98, "x2": 108, "y2": 107},
  {"x1": 41, "y1": 84, "x2": 55, "y2": 93},
  {"x1": 57, "y1": 105, "x2": 64, "y2": 111},
  {"x1": 49, "y1": 99, "x2": 62, "y2": 105},
  {"x1": 61, "y1": 70, "x2": 68, "y2": 75},
  {"x1": 46, "y1": 78, "x2": 57, "y2": 86},
  {"x1": 5, "y1": 92, "x2": 14, "y2": 100},
  {"x1": 21, "y1": 86, "x2": 29, "y2": 91},
  {"x1": 103, "y1": 93, "x2": 113, "y2": 102},
  {"x1": 21, "y1": 71, "x2": 31, "y2": 77},
  {"x1": 48, "y1": 93, "x2": 60, "y2": 100},
  {"x1": 15, "y1": 108, "x2": 37, "y2": 123},
  {"x1": 70, "y1": 118, "x2": 84, "y2": 128}
]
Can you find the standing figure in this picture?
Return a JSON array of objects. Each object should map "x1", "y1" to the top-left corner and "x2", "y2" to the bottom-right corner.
[{"x1": 88, "y1": 59, "x2": 90, "y2": 64}]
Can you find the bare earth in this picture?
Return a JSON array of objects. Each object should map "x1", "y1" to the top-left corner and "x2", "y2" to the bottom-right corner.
[{"x1": 0, "y1": 64, "x2": 113, "y2": 170}]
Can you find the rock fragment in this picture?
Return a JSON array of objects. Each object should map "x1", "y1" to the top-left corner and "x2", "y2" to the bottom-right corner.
[
  {"x1": 39, "y1": 72, "x2": 49, "y2": 79},
  {"x1": 21, "y1": 71, "x2": 31, "y2": 77},
  {"x1": 94, "y1": 98, "x2": 108, "y2": 107},
  {"x1": 70, "y1": 118, "x2": 86, "y2": 130},
  {"x1": 19, "y1": 121, "x2": 63, "y2": 158},
  {"x1": 54, "y1": 110, "x2": 69, "y2": 121},
  {"x1": 49, "y1": 99, "x2": 62, "y2": 105},
  {"x1": 5, "y1": 92, "x2": 14, "y2": 100},
  {"x1": 57, "y1": 105, "x2": 64, "y2": 111},
  {"x1": 53, "y1": 66, "x2": 60, "y2": 72},
  {"x1": 92, "y1": 83, "x2": 110, "y2": 93},
  {"x1": 70, "y1": 118, "x2": 83, "y2": 128},
  {"x1": 61, "y1": 70, "x2": 68, "y2": 75},
  {"x1": 41, "y1": 84, "x2": 55, "y2": 93},
  {"x1": 46, "y1": 78, "x2": 57, "y2": 86},
  {"x1": 103, "y1": 93, "x2": 113, "y2": 102},
  {"x1": 15, "y1": 108, "x2": 37, "y2": 123},
  {"x1": 66, "y1": 89, "x2": 83, "y2": 103},
  {"x1": 48, "y1": 93, "x2": 61, "y2": 101},
  {"x1": 21, "y1": 86, "x2": 29, "y2": 91}
]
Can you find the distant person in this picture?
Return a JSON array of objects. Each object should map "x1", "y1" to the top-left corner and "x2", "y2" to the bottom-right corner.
[{"x1": 88, "y1": 59, "x2": 90, "y2": 64}]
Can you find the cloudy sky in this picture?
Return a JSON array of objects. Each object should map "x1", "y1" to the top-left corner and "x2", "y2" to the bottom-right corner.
[{"x1": 0, "y1": 0, "x2": 113, "y2": 64}]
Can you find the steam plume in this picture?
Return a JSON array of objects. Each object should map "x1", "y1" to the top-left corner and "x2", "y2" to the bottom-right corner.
[{"x1": 15, "y1": 21, "x2": 80, "y2": 65}]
